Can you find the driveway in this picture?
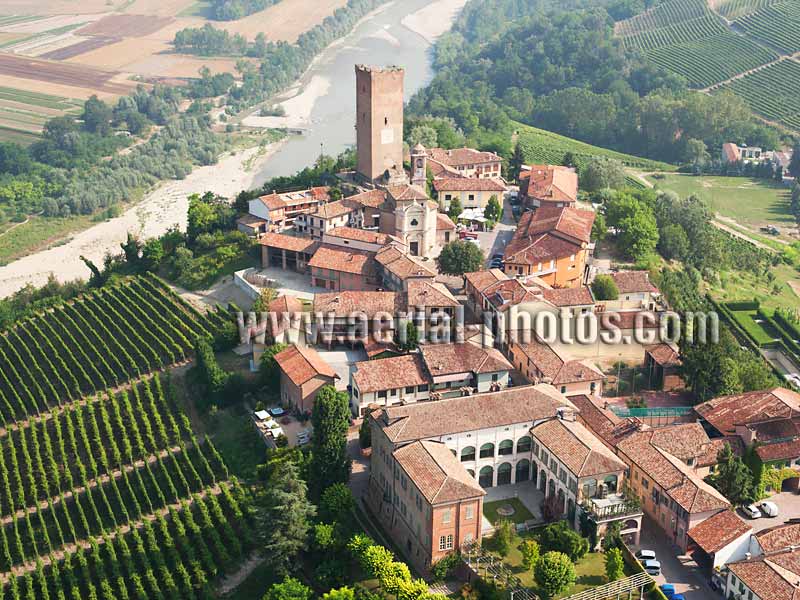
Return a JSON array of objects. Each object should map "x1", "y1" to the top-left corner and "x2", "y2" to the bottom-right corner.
[
  {"x1": 477, "y1": 194, "x2": 516, "y2": 267},
  {"x1": 741, "y1": 490, "x2": 800, "y2": 534},
  {"x1": 636, "y1": 518, "x2": 716, "y2": 600},
  {"x1": 315, "y1": 346, "x2": 367, "y2": 391}
]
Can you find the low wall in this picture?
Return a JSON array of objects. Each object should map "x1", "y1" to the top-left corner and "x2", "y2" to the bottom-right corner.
[{"x1": 234, "y1": 268, "x2": 261, "y2": 302}]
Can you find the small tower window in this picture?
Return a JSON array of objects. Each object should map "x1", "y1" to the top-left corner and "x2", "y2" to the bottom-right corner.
[
  {"x1": 410, "y1": 219, "x2": 418, "y2": 226},
  {"x1": 385, "y1": 117, "x2": 388, "y2": 125}
]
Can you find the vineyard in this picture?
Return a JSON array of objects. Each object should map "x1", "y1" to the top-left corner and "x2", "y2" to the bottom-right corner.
[
  {"x1": 735, "y1": 1, "x2": 800, "y2": 54},
  {"x1": 514, "y1": 122, "x2": 676, "y2": 172},
  {"x1": 0, "y1": 274, "x2": 228, "y2": 424},
  {"x1": 646, "y1": 33, "x2": 778, "y2": 88},
  {"x1": 714, "y1": 0, "x2": 779, "y2": 19},
  {"x1": 719, "y1": 58, "x2": 800, "y2": 131},
  {"x1": 621, "y1": 15, "x2": 727, "y2": 51},
  {"x1": 0, "y1": 271, "x2": 252, "y2": 598},
  {"x1": 615, "y1": 0, "x2": 710, "y2": 36}
]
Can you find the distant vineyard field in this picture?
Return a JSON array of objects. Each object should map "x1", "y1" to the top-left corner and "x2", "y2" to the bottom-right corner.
[
  {"x1": 735, "y1": 1, "x2": 800, "y2": 54},
  {"x1": 621, "y1": 15, "x2": 726, "y2": 51},
  {"x1": 646, "y1": 33, "x2": 778, "y2": 88},
  {"x1": 514, "y1": 122, "x2": 676, "y2": 172},
  {"x1": 713, "y1": 0, "x2": 779, "y2": 19},
  {"x1": 616, "y1": 0, "x2": 709, "y2": 35},
  {"x1": 719, "y1": 59, "x2": 800, "y2": 131},
  {"x1": 0, "y1": 273, "x2": 228, "y2": 423}
]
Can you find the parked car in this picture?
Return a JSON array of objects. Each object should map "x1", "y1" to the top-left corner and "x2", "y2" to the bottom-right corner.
[
  {"x1": 269, "y1": 407, "x2": 285, "y2": 417},
  {"x1": 459, "y1": 231, "x2": 478, "y2": 240},
  {"x1": 660, "y1": 584, "x2": 675, "y2": 597},
  {"x1": 636, "y1": 550, "x2": 656, "y2": 562},
  {"x1": 743, "y1": 503, "x2": 763, "y2": 519},
  {"x1": 759, "y1": 500, "x2": 779, "y2": 517},
  {"x1": 466, "y1": 238, "x2": 481, "y2": 248},
  {"x1": 643, "y1": 560, "x2": 661, "y2": 576},
  {"x1": 490, "y1": 259, "x2": 503, "y2": 268}
]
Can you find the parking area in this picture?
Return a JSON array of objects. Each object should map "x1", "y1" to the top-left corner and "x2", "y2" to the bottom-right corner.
[
  {"x1": 476, "y1": 195, "x2": 516, "y2": 267},
  {"x1": 741, "y1": 490, "x2": 800, "y2": 533}
]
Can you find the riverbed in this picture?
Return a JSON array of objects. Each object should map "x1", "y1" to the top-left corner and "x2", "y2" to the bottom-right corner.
[{"x1": 0, "y1": 0, "x2": 467, "y2": 297}]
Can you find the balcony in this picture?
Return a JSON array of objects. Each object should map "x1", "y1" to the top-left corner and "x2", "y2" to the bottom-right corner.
[{"x1": 583, "y1": 493, "x2": 642, "y2": 523}]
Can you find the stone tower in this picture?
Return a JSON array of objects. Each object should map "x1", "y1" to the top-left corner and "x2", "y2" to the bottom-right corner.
[
  {"x1": 410, "y1": 143, "x2": 427, "y2": 188},
  {"x1": 355, "y1": 64, "x2": 405, "y2": 184}
]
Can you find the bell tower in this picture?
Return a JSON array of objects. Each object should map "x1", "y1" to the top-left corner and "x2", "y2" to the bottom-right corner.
[
  {"x1": 355, "y1": 64, "x2": 405, "y2": 184},
  {"x1": 410, "y1": 143, "x2": 427, "y2": 188}
]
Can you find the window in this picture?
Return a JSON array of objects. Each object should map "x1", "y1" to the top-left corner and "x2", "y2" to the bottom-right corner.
[
  {"x1": 642, "y1": 478, "x2": 649, "y2": 489},
  {"x1": 418, "y1": 384, "x2": 429, "y2": 392},
  {"x1": 465, "y1": 505, "x2": 474, "y2": 520},
  {"x1": 378, "y1": 390, "x2": 387, "y2": 399},
  {"x1": 492, "y1": 373, "x2": 498, "y2": 382},
  {"x1": 498, "y1": 440, "x2": 513, "y2": 456},
  {"x1": 480, "y1": 443, "x2": 495, "y2": 458},
  {"x1": 468, "y1": 194, "x2": 475, "y2": 202},
  {"x1": 410, "y1": 219, "x2": 419, "y2": 226},
  {"x1": 461, "y1": 446, "x2": 476, "y2": 462},
  {"x1": 405, "y1": 386, "x2": 415, "y2": 394},
  {"x1": 390, "y1": 389, "x2": 397, "y2": 397},
  {"x1": 439, "y1": 536, "x2": 447, "y2": 551},
  {"x1": 442, "y1": 508, "x2": 452, "y2": 524},
  {"x1": 446, "y1": 534, "x2": 454, "y2": 549},
  {"x1": 517, "y1": 436, "x2": 532, "y2": 453},
  {"x1": 560, "y1": 385, "x2": 566, "y2": 394},
  {"x1": 401, "y1": 475, "x2": 407, "y2": 490}
]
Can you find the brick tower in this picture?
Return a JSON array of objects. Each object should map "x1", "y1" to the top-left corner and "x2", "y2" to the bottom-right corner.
[{"x1": 355, "y1": 64, "x2": 405, "y2": 184}]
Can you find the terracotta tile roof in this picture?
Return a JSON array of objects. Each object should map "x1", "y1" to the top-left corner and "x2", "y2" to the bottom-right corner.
[
  {"x1": 727, "y1": 557, "x2": 800, "y2": 600},
  {"x1": 504, "y1": 207, "x2": 594, "y2": 266},
  {"x1": 269, "y1": 295, "x2": 303, "y2": 315},
  {"x1": 520, "y1": 165, "x2": 578, "y2": 204},
  {"x1": 649, "y1": 423, "x2": 713, "y2": 462},
  {"x1": 515, "y1": 338, "x2": 603, "y2": 385},
  {"x1": 645, "y1": 343, "x2": 680, "y2": 366},
  {"x1": 393, "y1": 440, "x2": 485, "y2": 504},
  {"x1": 420, "y1": 343, "x2": 512, "y2": 377},
  {"x1": 695, "y1": 388, "x2": 800, "y2": 435},
  {"x1": 352, "y1": 354, "x2": 428, "y2": 393},
  {"x1": 433, "y1": 177, "x2": 506, "y2": 192},
  {"x1": 363, "y1": 338, "x2": 398, "y2": 359},
  {"x1": 601, "y1": 311, "x2": 660, "y2": 330},
  {"x1": 274, "y1": 345, "x2": 338, "y2": 386},
  {"x1": 386, "y1": 184, "x2": 430, "y2": 202},
  {"x1": 237, "y1": 214, "x2": 268, "y2": 227},
  {"x1": 569, "y1": 394, "x2": 642, "y2": 449},
  {"x1": 750, "y1": 417, "x2": 800, "y2": 442},
  {"x1": 257, "y1": 193, "x2": 286, "y2": 211},
  {"x1": 532, "y1": 417, "x2": 626, "y2": 477},
  {"x1": 406, "y1": 280, "x2": 458, "y2": 308},
  {"x1": 696, "y1": 436, "x2": 744, "y2": 468},
  {"x1": 427, "y1": 159, "x2": 461, "y2": 178},
  {"x1": 375, "y1": 384, "x2": 571, "y2": 443},
  {"x1": 687, "y1": 510, "x2": 750, "y2": 554},
  {"x1": 437, "y1": 212, "x2": 456, "y2": 231},
  {"x1": 610, "y1": 271, "x2": 659, "y2": 294},
  {"x1": 375, "y1": 246, "x2": 437, "y2": 280},
  {"x1": 313, "y1": 291, "x2": 402, "y2": 317},
  {"x1": 308, "y1": 245, "x2": 376, "y2": 276},
  {"x1": 756, "y1": 522, "x2": 800, "y2": 553},
  {"x1": 427, "y1": 147, "x2": 502, "y2": 167},
  {"x1": 346, "y1": 189, "x2": 387, "y2": 208},
  {"x1": 327, "y1": 226, "x2": 394, "y2": 245},
  {"x1": 259, "y1": 232, "x2": 318, "y2": 253},
  {"x1": 541, "y1": 286, "x2": 594, "y2": 307},
  {"x1": 617, "y1": 430, "x2": 730, "y2": 514},
  {"x1": 722, "y1": 142, "x2": 741, "y2": 163},
  {"x1": 757, "y1": 438, "x2": 800, "y2": 462},
  {"x1": 464, "y1": 269, "x2": 508, "y2": 293},
  {"x1": 316, "y1": 199, "x2": 356, "y2": 219},
  {"x1": 483, "y1": 278, "x2": 542, "y2": 311}
]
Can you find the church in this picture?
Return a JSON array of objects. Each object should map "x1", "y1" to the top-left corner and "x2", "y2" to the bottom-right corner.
[{"x1": 353, "y1": 64, "x2": 442, "y2": 259}]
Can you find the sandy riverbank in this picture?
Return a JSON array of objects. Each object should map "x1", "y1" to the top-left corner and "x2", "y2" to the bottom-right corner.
[
  {"x1": 242, "y1": 75, "x2": 332, "y2": 129},
  {"x1": 401, "y1": 0, "x2": 469, "y2": 43},
  {"x1": 0, "y1": 141, "x2": 284, "y2": 297}
]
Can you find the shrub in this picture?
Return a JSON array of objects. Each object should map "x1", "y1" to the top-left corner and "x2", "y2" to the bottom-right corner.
[{"x1": 535, "y1": 552, "x2": 576, "y2": 599}]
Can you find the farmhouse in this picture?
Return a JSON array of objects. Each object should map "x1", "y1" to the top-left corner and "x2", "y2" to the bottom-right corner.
[
  {"x1": 518, "y1": 165, "x2": 578, "y2": 208},
  {"x1": 273, "y1": 344, "x2": 339, "y2": 414}
]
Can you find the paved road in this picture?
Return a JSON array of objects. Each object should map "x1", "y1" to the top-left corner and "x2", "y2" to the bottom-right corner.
[
  {"x1": 476, "y1": 194, "x2": 516, "y2": 267},
  {"x1": 741, "y1": 491, "x2": 800, "y2": 534}
]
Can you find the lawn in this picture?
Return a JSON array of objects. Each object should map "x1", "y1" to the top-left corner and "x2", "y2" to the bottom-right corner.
[
  {"x1": 728, "y1": 308, "x2": 781, "y2": 345},
  {"x1": 648, "y1": 174, "x2": 793, "y2": 235},
  {"x1": 483, "y1": 498, "x2": 535, "y2": 525},
  {"x1": 708, "y1": 262, "x2": 800, "y2": 312},
  {"x1": 0, "y1": 213, "x2": 97, "y2": 266},
  {"x1": 206, "y1": 406, "x2": 267, "y2": 481}
]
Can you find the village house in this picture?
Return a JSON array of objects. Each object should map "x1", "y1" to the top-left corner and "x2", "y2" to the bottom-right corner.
[
  {"x1": 375, "y1": 246, "x2": 437, "y2": 291},
  {"x1": 313, "y1": 290, "x2": 403, "y2": 345},
  {"x1": 259, "y1": 232, "x2": 318, "y2": 272},
  {"x1": 519, "y1": 165, "x2": 578, "y2": 209},
  {"x1": 296, "y1": 189, "x2": 385, "y2": 239},
  {"x1": 350, "y1": 342, "x2": 513, "y2": 414},
  {"x1": 508, "y1": 336, "x2": 604, "y2": 397},
  {"x1": 433, "y1": 177, "x2": 507, "y2": 212},
  {"x1": 684, "y1": 509, "x2": 752, "y2": 571},
  {"x1": 425, "y1": 147, "x2": 504, "y2": 179},
  {"x1": 602, "y1": 271, "x2": 662, "y2": 311},
  {"x1": 273, "y1": 344, "x2": 339, "y2": 414},
  {"x1": 695, "y1": 387, "x2": 800, "y2": 492},
  {"x1": 242, "y1": 186, "x2": 331, "y2": 233},
  {"x1": 530, "y1": 411, "x2": 642, "y2": 545},
  {"x1": 502, "y1": 205, "x2": 595, "y2": 288}
]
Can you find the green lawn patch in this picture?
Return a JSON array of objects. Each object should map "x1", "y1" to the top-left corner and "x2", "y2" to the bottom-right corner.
[
  {"x1": 483, "y1": 498, "x2": 534, "y2": 525},
  {"x1": 729, "y1": 309, "x2": 781, "y2": 345},
  {"x1": 709, "y1": 263, "x2": 800, "y2": 312},
  {"x1": 222, "y1": 559, "x2": 277, "y2": 600},
  {"x1": 207, "y1": 407, "x2": 266, "y2": 481},
  {"x1": 649, "y1": 174, "x2": 793, "y2": 234}
]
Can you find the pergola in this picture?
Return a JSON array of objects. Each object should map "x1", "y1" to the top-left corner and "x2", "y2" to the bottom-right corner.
[{"x1": 561, "y1": 572, "x2": 654, "y2": 600}]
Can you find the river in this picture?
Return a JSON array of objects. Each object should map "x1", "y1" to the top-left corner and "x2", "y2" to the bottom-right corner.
[{"x1": 0, "y1": 0, "x2": 467, "y2": 298}]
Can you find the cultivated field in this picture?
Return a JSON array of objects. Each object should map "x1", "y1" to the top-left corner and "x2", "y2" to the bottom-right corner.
[
  {"x1": 0, "y1": 86, "x2": 81, "y2": 144},
  {"x1": 735, "y1": 0, "x2": 800, "y2": 54}
]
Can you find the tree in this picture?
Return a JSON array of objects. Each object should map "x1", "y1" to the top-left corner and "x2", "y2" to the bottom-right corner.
[
  {"x1": 319, "y1": 483, "x2": 355, "y2": 523},
  {"x1": 484, "y1": 195, "x2": 502, "y2": 222},
  {"x1": 592, "y1": 212, "x2": 607, "y2": 241},
  {"x1": 535, "y1": 552, "x2": 576, "y2": 599},
  {"x1": 257, "y1": 460, "x2": 316, "y2": 576},
  {"x1": 323, "y1": 588, "x2": 355, "y2": 600},
  {"x1": 582, "y1": 158, "x2": 625, "y2": 192},
  {"x1": 539, "y1": 521, "x2": 589, "y2": 561},
  {"x1": 263, "y1": 577, "x2": 313, "y2": 600},
  {"x1": 606, "y1": 193, "x2": 659, "y2": 261},
  {"x1": 309, "y1": 385, "x2": 352, "y2": 499},
  {"x1": 192, "y1": 336, "x2": 229, "y2": 409},
  {"x1": 521, "y1": 539, "x2": 541, "y2": 571},
  {"x1": 141, "y1": 238, "x2": 165, "y2": 271},
  {"x1": 120, "y1": 232, "x2": 143, "y2": 265},
  {"x1": 259, "y1": 343, "x2": 288, "y2": 392},
  {"x1": 591, "y1": 274, "x2": 619, "y2": 301},
  {"x1": 493, "y1": 519, "x2": 517, "y2": 557},
  {"x1": 82, "y1": 95, "x2": 113, "y2": 136},
  {"x1": 436, "y1": 240, "x2": 484, "y2": 275},
  {"x1": 360, "y1": 544, "x2": 395, "y2": 578},
  {"x1": 409, "y1": 125, "x2": 438, "y2": 148},
  {"x1": 658, "y1": 224, "x2": 690, "y2": 261},
  {"x1": 788, "y1": 143, "x2": 800, "y2": 179},
  {"x1": 447, "y1": 196, "x2": 463, "y2": 220},
  {"x1": 359, "y1": 416, "x2": 371, "y2": 449},
  {"x1": 252, "y1": 287, "x2": 278, "y2": 313},
  {"x1": 510, "y1": 141, "x2": 525, "y2": 181},
  {"x1": 684, "y1": 138, "x2": 710, "y2": 168},
  {"x1": 605, "y1": 547, "x2": 624, "y2": 582},
  {"x1": 562, "y1": 152, "x2": 577, "y2": 169},
  {"x1": 706, "y1": 443, "x2": 755, "y2": 505},
  {"x1": 395, "y1": 319, "x2": 419, "y2": 352}
]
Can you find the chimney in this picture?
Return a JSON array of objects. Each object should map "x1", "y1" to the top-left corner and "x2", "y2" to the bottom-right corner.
[{"x1": 745, "y1": 552, "x2": 752, "y2": 561}]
